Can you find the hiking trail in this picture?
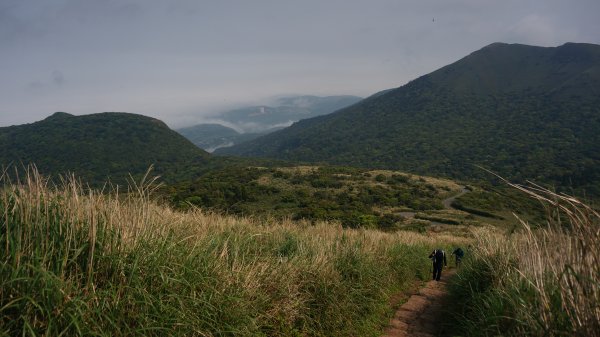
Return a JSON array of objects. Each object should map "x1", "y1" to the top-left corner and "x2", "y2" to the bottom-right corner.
[
  {"x1": 399, "y1": 186, "x2": 469, "y2": 223},
  {"x1": 442, "y1": 187, "x2": 469, "y2": 210},
  {"x1": 382, "y1": 269, "x2": 456, "y2": 337}
]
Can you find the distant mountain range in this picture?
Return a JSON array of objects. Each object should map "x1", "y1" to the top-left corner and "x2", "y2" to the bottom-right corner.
[
  {"x1": 0, "y1": 112, "x2": 209, "y2": 184},
  {"x1": 218, "y1": 42, "x2": 600, "y2": 196},
  {"x1": 176, "y1": 124, "x2": 263, "y2": 153},
  {"x1": 176, "y1": 95, "x2": 362, "y2": 152}
]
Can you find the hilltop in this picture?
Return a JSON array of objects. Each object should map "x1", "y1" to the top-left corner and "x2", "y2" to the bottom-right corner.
[
  {"x1": 0, "y1": 112, "x2": 209, "y2": 184},
  {"x1": 219, "y1": 42, "x2": 600, "y2": 196}
]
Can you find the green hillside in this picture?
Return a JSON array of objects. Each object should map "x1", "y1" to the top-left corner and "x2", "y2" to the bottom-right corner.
[
  {"x1": 219, "y1": 43, "x2": 600, "y2": 196},
  {"x1": 168, "y1": 164, "x2": 545, "y2": 233},
  {"x1": 0, "y1": 112, "x2": 209, "y2": 184}
]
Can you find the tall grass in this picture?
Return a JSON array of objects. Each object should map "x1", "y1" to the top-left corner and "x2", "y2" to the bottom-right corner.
[
  {"x1": 0, "y1": 168, "x2": 468, "y2": 336},
  {"x1": 447, "y1": 183, "x2": 600, "y2": 336}
]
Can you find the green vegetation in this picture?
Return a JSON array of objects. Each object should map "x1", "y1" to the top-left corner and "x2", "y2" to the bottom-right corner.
[
  {"x1": 168, "y1": 165, "x2": 464, "y2": 230},
  {"x1": 0, "y1": 112, "x2": 209, "y2": 185},
  {"x1": 0, "y1": 169, "x2": 469, "y2": 336},
  {"x1": 219, "y1": 42, "x2": 600, "y2": 197},
  {"x1": 167, "y1": 164, "x2": 551, "y2": 235},
  {"x1": 451, "y1": 184, "x2": 548, "y2": 227},
  {"x1": 446, "y1": 185, "x2": 600, "y2": 336}
]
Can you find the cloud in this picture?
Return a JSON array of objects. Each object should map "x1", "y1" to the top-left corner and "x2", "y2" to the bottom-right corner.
[
  {"x1": 25, "y1": 70, "x2": 66, "y2": 93},
  {"x1": 1, "y1": 1, "x2": 599, "y2": 128},
  {"x1": 26, "y1": 81, "x2": 44, "y2": 91},
  {"x1": 506, "y1": 14, "x2": 564, "y2": 46},
  {"x1": 56, "y1": 0, "x2": 143, "y2": 23},
  {"x1": 52, "y1": 70, "x2": 65, "y2": 86}
]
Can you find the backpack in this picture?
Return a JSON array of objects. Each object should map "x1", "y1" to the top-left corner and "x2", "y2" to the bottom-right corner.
[
  {"x1": 434, "y1": 249, "x2": 445, "y2": 263},
  {"x1": 455, "y1": 248, "x2": 464, "y2": 258}
]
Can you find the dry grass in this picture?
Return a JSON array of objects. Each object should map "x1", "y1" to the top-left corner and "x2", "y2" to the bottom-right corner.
[
  {"x1": 275, "y1": 166, "x2": 319, "y2": 175},
  {"x1": 1, "y1": 167, "x2": 468, "y2": 336},
  {"x1": 511, "y1": 182, "x2": 600, "y2": 336},
  {"x1": 452, "y1": 181, "x2": 600, "y2": 336}
]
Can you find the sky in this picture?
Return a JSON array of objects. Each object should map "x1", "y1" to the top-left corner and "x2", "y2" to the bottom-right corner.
[{"x1": 1, "y1": 0, "x2": 599, "y2": 128}]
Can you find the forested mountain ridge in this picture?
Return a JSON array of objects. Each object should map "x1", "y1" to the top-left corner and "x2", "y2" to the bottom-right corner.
[
  {"x1": 0, "y1": 112, "x2": 209, "y2": 184},
  {"x1": 218, "y1": 42, "x2": 600, "y2": 196}
]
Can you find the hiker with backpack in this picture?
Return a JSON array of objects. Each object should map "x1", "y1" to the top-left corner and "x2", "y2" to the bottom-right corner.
[
  {"x1": 451, "y1": 247, "x2": 465, "y2": 268},
  {"x1": 428, "y1": 248, "x2": 447, "y2": 281}
]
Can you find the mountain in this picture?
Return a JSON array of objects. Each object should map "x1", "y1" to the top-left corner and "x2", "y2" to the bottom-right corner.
[
  {"x1": 177, "y1": 95, "x2": 362, "y2": 151},
  {"x1": 0, "y1": 112, "x2": 209, "y2": 184},
  {"x1": 176, "y1": 124, "x2": 263, "y2": 153},
  {"x1": 217, "y1": 95, "x2": 363, "y2": 132},
  {"x1": 218, "y1": 43, "x2": 600, "y2": 196}
]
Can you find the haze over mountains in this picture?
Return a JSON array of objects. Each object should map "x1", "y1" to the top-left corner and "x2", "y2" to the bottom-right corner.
[
  {"x1": 0, "y1": 112, "x2": 208, "y2": 184},
  {"x1": 0, "y1": 42, "x2": 597, "y2": 196},
  {"x1": 219, "y1": 42, "x2": 600, "y2": 195},
  {"x1": 176, "y1": 95, "x2": 362, "y2": 152},
  {"x1": 176, "y1": 124, "x2": 261, "y2": 153}
]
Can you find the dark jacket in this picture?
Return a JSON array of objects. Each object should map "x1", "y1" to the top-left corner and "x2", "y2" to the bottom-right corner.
[{"x1": 429, "y1": 249, "x2": 447, "y2": 266}]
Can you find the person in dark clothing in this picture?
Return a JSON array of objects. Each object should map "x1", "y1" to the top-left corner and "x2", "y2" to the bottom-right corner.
[
  {"x1": 428, "y1": 248, "x2": 447, "y2": 281},
  {"x1": 451, "y1": 247, "x2": 465, "y2": 268}
]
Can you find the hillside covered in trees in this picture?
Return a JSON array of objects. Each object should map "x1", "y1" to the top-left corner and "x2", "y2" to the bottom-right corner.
[
  {"x1": 0, "y1": 112, "x2": 209, "y2": 184},
  {"x1": 219, "y1": 42, "x2": 600, "y2": 196}
]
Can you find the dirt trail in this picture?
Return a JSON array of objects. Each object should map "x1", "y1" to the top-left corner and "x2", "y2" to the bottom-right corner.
[
  {"x1": 382, "y1": 269, "x2": 456, "y2": 337},
  {"x1": 442, "y1": 187, "x2": 469, "y2": 210},
  {"x1": 400, "y1": 187, "x2": 469, "y2": 221}
]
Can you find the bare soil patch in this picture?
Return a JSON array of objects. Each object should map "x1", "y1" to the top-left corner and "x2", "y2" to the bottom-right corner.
[{"x1": 382, "y1": 269, "x2": 456, "y2": 337}]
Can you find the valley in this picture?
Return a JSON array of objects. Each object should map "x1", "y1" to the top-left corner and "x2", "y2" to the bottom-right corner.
[{"x1": 176, "y1": 95, "x2": 362, "y2": 152}]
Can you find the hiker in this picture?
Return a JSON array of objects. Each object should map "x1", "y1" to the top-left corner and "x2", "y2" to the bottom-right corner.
[
  {"x1": 451, "y1": 247, "x2": 465, "y2": 268},
  {"x1": 428, "y1": 248, "x2": 447, "y2": 281}
]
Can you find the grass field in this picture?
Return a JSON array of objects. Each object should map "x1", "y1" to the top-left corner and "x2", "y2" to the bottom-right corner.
[
  {"x1": 1, "y1": 169, "x2": 469, "y2": 336},
  {"x1": 3, "y1": 168, "x2": 594, "y2": 336}
]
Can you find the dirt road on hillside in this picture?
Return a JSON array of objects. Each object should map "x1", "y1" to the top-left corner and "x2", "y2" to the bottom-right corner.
[
  {"x1": 442, "y1": 187, "x2": 469, "y2": 210},
  {"x1": 399, "y1": 187, "x2": 469, "y2": 222},
  {"x1": 382, "y1": 269, "x2": 456, "y2": 337}
]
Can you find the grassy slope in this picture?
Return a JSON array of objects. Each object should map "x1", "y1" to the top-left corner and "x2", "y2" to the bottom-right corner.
[
  {"x1": 0, "y1": 170, "x2": 469, "y2": 336},
  {"x1": 167, "y1": 164, "x2": 546, "y2": 235},
  {"x1": 2, "y1": 171, "x2": 590, "y2": 336},
  {"x1": 169, "y1": 165, "x2": 459, "y2": 231}
]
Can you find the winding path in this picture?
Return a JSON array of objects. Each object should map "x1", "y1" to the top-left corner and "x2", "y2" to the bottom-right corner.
[
  {"x1": 399, "y1": 187, "x2": 469, "y2": 221},
  {"x1": 382, "y1": 269, "x2": 456, "y2": 337},
  {"x1": 442, "y1": 187, "x2": 469, "y2": 210}
]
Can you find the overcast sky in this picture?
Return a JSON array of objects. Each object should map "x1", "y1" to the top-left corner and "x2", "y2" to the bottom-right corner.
[{"x1": 1, "y1": 0, "x2": 599, "y2": 128}]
